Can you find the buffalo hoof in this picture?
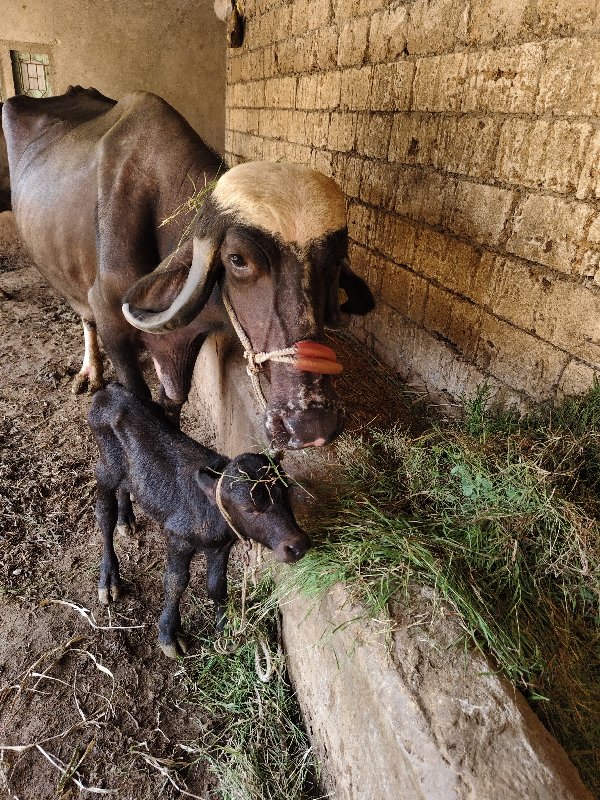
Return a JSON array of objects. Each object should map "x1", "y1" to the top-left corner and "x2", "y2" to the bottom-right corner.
[
  {"x1": 72, "y1": 371, "x2": 103, "y2": 395},
  {"x1": 159, "y1": 634, "x2": 189, "y2": 659}
]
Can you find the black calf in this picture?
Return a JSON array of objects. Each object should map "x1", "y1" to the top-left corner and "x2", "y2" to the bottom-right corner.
[{"x1": 88, "y1": 383, "x2": 311, "y2": 658}]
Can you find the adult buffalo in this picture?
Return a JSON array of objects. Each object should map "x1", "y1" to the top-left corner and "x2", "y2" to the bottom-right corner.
[{"x1": 3, "y1": 87, "x2": 374, "y2": 449}]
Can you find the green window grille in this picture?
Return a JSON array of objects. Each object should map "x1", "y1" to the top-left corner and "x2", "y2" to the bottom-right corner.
[{"x1": 10, "y1": 51, "x2": 52, "y2": 98}]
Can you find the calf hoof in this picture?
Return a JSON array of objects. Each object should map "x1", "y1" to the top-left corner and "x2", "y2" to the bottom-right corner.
[
  {"x1": 159, "y1": 634, "x2": 189, "y2": 659},
  {"x1": 117, "y1": 521, "x2": 137, "y2": 537},
  {"x1": 98, "y1": 577, "x2": 122, "y2": 604}
]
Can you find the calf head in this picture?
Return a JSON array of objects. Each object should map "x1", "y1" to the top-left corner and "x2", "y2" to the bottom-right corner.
[
  {"x1": 197, "y1": 452, "x2": 311, "y2": 563},
  {"x1": 122, "y1": 162, "x2": 374, "y2": 450}
]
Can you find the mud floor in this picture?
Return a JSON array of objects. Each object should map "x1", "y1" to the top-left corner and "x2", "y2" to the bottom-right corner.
[{"x1": 0, "y1": 210, "x2": 225, "y2": 799}]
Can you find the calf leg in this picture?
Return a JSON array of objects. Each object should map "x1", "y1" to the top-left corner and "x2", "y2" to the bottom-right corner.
[
  {"x1": 96, "y1": 483, "x2": 122, "y2": 604},
  {"x1": 158, "y1": 532, "x2": 196, "y2": 659},
  {"x1": 116, "y1": 488, "x2": 137, "y2": 535},
  {"x1": 72, "y1": 319, "x2": 104, "y2": 395},
  {"x1": 205, "y1": 546, "x2": 232, "y2": 632}
]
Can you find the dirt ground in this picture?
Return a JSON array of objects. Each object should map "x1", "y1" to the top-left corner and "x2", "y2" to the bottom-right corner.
[{"x1": 0, "y1": 210, "x2": 221, "y2": 799}]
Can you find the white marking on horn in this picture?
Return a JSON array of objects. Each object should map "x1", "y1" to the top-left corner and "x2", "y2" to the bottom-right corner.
[
  {"x1": 212, "y1": 162, "x2": 347, "y2": 246},
  {"x1": 122, "y1": 237, "x2": 214, "y2": 333}
]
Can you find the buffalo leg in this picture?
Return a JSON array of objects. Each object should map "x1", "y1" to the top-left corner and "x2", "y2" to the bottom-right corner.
[
  {"x1": 89, "y1": 284, "x2": 151, "y2": 400},
  {"x1": 158, "y1": 532, "x2": 196, "y2": 659},
  {"x1": 205, "y1": 546, "x2": 232, "y2": 632},
  {"x1": 96, "y1": 483, "x2": 122, "y2": 604},
  {"x1": 72, "y1": 319, "x2": 103, "y2": 395},
  {"x1": 157, "y1": 385, "x2": 183, "y2": 427},
  {"x1": 116, "y1": 487, "x2": 137, "y2": 535}
]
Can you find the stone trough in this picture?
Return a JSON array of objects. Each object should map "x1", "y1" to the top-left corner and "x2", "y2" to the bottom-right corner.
[{"x1": 186, "y1": 329, "x2": 593, "y2": 800}]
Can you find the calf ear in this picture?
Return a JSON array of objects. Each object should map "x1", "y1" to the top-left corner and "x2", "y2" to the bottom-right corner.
[
  {"x1": 339, "y1": 258, "x2": 375, "y2": 316},
  {"x1": 194, "y1": 469, "x2": 217, "y2": 501},
  {"x1": 122, "y1": 237, "x2": 221, "y2": 334}
]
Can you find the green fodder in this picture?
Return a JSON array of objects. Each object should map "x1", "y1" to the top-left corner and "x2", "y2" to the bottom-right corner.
[
  {"x1": 182, "y1": 579, "x2": 321, "y2": 800},
  {"x1": 280, "y1": 384, "x2": 600, "y2": 794}
]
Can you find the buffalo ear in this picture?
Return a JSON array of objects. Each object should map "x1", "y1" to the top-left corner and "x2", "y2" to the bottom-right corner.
[
  {"x1": 339, "y1": 258, "x2": 375, "y2": 315},
  {"x1": 194, "y1": 469, "x2": 217, "y2": 501},
  {"x1": 122, "y1": 237, "x2": 221, "y2": 334}
]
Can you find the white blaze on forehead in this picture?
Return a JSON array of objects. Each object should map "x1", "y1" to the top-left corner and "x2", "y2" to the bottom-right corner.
[{"x1": 212, "y1": 162, "x2": 347, "y2": 246}]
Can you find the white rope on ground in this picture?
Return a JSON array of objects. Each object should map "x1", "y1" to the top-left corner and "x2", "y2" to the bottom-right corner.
[{"x1": 213, "y1": 473, "x2": 273, "y2": 681}]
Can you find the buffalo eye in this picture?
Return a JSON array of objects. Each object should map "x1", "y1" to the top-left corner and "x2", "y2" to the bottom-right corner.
[{"x1": 228, "y1": 253, "x2": 247, "y2": 269}]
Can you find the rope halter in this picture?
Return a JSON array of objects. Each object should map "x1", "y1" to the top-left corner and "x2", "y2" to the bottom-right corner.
[
  {"x1": 215, "y1": 471, "x2": 248, "y2": 547},
  {"x1": 221, "y1": 285, "x2": 343, "y2": 410}
]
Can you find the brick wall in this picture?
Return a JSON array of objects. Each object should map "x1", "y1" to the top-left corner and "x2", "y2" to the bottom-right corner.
[{"x1": 225, "y1": 0, "x2": 600, "y2": 406}]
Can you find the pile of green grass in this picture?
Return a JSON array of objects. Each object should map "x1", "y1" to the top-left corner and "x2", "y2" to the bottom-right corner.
[
  {"x1": 182, "y1": 580, "x2": 321, "y2": 800},
  {"x1": 279, "y1": 383, "x2": 600, "y2": 794}
]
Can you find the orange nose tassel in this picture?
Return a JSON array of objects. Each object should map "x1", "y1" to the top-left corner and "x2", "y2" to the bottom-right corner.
[{"x1": 293, "y1": 340, "x2": 344, "y2": 375}]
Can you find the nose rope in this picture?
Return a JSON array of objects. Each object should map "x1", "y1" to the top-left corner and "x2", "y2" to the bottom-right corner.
[
  {"x1": 220, "y1": 285, "x2": 343, "y2": 412},
  {"x1": 221, "y1": 286, "x2": 295, "y2": 410}
]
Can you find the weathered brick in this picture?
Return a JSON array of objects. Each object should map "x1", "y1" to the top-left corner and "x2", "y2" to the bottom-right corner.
[
  {"x1": 558, "y1": 360, "x2": 600, "y2": 398},
  {"x1": 264, "y1": 76, "x2": 297, "y2": 108},
  {"x1": 370, "y1": 62, "x2": 414, "y2": 111},
  {"x1": 328, "y1": 112, "x2": 358, "y2": 151},
  {"x1": 465, "y1": 0, "x2": 532, "y2": 46},
  {"x1": 298, "y1": 71, "x2": 341, "y2": 110},
  {"x1": 388, "y1": 113, "x2": 440, "y2": 166},
  {"x1": 381, "y1": 261, "x2": 428, "y2": 323},
  {"x1": 260, "y1": 109, "x2": 295, "y2": 139},
  {"x1": 337, "y1": 16, "x2": 370, "y2": 67},
  {"x1": 359, "y1": 160, "x2": 399, "y2": 210},
  {"x1": 582, "y1": 212, "x2": 600, "y2": 280},
  {"x1": 368, "y1": 4, "x2": 408, "y2": 63},
  {"x1": 412, "y1": 226, "x2": 482, "y2": 296},
  {"x1": 316, "y1": 70, "x2": 342, "y2": 109},
  {"x1": 407, "y1": 0, "x2": 467, "y2": 55},
  {"x1": 495, "y1": 119, "x2": 593, "y2": 194},
  {"x1": 536, "y1": 0, "x2": 600, "y2": 37},
  {"x1": 395, "y1": 169, "x2": 457, "y2": 227},
  {"x1": 424, "y1": 287, "x2": 482, "y2": 359},
  {"x1": 480, "y1": 253, "x2": 545, "y2": 330},
  {"x1": 414, "y1": 46, "x2": 543, "y2": 114},
  {"x1": 310, "y1": 148, "x2": 334, "y2": 177},
  {"x1": 304, "y1": 111, "x2": 331, "y2": 148},
  {"x1": 228, "y1": 80, "x2": 265, "y2": 108},
  {"x1": 340, "y1": 66, "x2": 373, "y2": 110},
  {"x1": 433, "y1": 115, "x2": 500, "y2": 180},
  {"x1": 355, "y1": 113, "x2": 393, "y2": 159},
  {"x1": 476, "y1": 314, "x2": 567, "y2": 399},
  {"x1": 533, "y1": 278, "x2": 600, "y2": 364},
  {"x1": 412, "y1": 52, "x2": 466, "y2": 112},
  {"x1": 334, "y1": 0, "x2": 387, "y2": 22},
  {"x1": 228, "y1": 108, "x2": 261, "y2": 135},
  {"x1": 306, "y1": 0, "x2": 332, "y2": 29},
  {"x1": 331, "y1": 153, "x2": 364, "y2": 197},
  {"x1": 445, "y1": 181, "x2": 514, "y2": 246},
  {"x1": 576, "y1": 130, "x2": 600, "y2": 200},
  {"x1": 506, "y1": 194, "x2": 594, "y2": 274},
  {"x1": 347, "y1": 202, "x2": 379, "y2": 249},
  {"x1": 537, "y1": 38, "x2": 600, "y2": 117},
  {"x1": 309, "y1": 27, "x2": 339, "y2": 71},
  {"x1": 463, "y1": 44, "x2": 544, "y2": 114}
]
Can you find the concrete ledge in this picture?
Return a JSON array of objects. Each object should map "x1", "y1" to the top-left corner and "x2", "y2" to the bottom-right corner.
[{"x1": 187, "y1": 333, "x2": 593, "y2": 800}]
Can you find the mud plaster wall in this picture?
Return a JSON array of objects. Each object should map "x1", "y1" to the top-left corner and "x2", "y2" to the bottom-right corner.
[
  {"x1": 225, "y1": 0, "x2": 600, "y2": 406},
  {"x1": 0, "y1": 0, "x2": 226, "y2": 154}
]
